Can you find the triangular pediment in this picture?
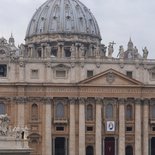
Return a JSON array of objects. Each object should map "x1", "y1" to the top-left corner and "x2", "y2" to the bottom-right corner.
[{"x1": 79, "y1": 69, "x2": 143, "y2": 86}]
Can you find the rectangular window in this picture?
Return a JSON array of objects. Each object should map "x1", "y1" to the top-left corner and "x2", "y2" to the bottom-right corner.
[
  {"x1": 64, "y1": 48, "x2": 71, "y2": 57},
  {"x1": 56, "y1": 70, "x2": 66, "y2": 78},
  {"x1": 87, "y1": 70, "x2": 93, "y2": 78},
  {"x1": 126, "y1": 71, "x2": 133, "y2": 78},
  {"x1": 152, "y1": 127, "x2": 155, "y2": 131},
  {"x1": 56, "y1": 126, "x2": 64, "y2": 131},
  {"x1": 126, "y1": 126, "x2": 132, "y2": 132},
  {"x1": 31, "y1": 69, "x2": 39, "y2": 79},
  {"x1": 86, "y1": 126, "x2": 93, "y2": 132},
  {"x1": 0, "y1": 64, "x2": 7, "y2": 77}
]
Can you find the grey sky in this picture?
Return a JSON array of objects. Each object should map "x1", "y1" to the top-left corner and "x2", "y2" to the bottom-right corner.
[{"x1": 0, "y1": 0, "x2": 155, "y2": 58}]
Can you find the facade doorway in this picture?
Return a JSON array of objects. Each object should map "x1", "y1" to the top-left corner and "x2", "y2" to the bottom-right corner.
[
  {"x1": 105, "y1": 137, "x2": 115, "y2": 155},
  {"x1": 125, "y1": 145, "x2": 133, "y2": 155},
  {"x1": 86, "y1": 146, "x2": 94, "y2": 155},
  {"x1": 151, "y1": 137, "x2": 155, "y2": 155},
  {"x1": 55, "y1": 137, "x2": 66, "y2": 155}
]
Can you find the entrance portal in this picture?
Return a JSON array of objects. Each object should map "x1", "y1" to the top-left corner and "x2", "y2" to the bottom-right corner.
[
  {"x1": 125, "y1": 145, "x2": 133, "y2": 155},
  {"x1": 86, "y1": 146, "x2": 94, "y2": 155},
  {"x1": 105, "y1": 137, "x2": 115, "y2": 155},
  {"x1": 151, "y1": 137, "x2": 155, "y2": 155},
  {"x1": 55, "y1": 137, "x2": 65, "y2": 155}
]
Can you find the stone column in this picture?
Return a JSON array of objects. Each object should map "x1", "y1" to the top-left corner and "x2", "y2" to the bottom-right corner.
[
  {"x1": 95, "y1": 98, "x2": 102, "y2": 155},
  {"x1": 135, "y1": 99, "x2": 142, "y2": 155},
  {"x1": 115, "y1": 137, "x2": 118, "y2": 155},
  {"x1": 58, "y1": 42, "x2": 64, "y2": 58},
  {"x1": 69, "y1": 98, "x2": 76, "y2": 155},
  {"x1": 143, "y1": 99, "x2": 149, "y2": 155},
  {"x1": 103, "y1": 138, "x2": 105, "y2": 155},
  {"x1": 28, "y1": 44, "x2": 35, "y2": 57},
  {"x1": 118, "y1": 99, "x2": 125, "y2": 155},
  {"x1": 79, "y1": 98, "x2": 85, "y2": 155},
  {"x1": 45, "y1": 98, "x2": 52, "y2": 155},
  {"x1": 17, "y1": 97, "x2": 25, "y2": 128},
  {"x1": 46, "y1": 44, "x2": 51, "y2": 58}
]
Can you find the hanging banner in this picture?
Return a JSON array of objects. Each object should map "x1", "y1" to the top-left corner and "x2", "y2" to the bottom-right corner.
[{"x1": 107, "y1": 121, "x2": 115, "y2": 131}]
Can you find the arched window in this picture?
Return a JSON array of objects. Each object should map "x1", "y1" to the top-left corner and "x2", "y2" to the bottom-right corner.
[
  {"x1": 31, "y1": 104, "x2": 38, "y2": 120},
  {"x1": 152, "y1": 105, "x2": 155, "y2": 119},
  {"x1": 86, "y1": 104, "x2": 93, "y2": 121},
  {"x1": 106, "y1": 104, "x2": 113, "y2": 119},
  {"x1": 86, "y1": 146, "x2": 94, "y2": 155},
  {"x1": 126, "y1": 145, "x2": 133, "y2": 155},
  {"x1": 0, "y1": 102, "x2": 5, "y2": 114},
  {"x1": 56, "y1": 102, "x2": 64, "y2": 119},
  {"x1": 126, "y1": 105, "x2": 133, "y2": 120}
]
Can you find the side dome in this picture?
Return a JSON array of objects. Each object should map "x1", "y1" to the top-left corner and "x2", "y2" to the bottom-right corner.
[{"x1": 25, "y1": 0, "x2": 101, "y2": 40}]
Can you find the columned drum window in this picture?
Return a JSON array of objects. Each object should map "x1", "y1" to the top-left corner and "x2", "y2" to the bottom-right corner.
[
  {"x1": 106, "y1": 104, "x2": 113, "y2": 119},
  {"x1": 126, "y1": 105, "x2": 133, "y2": 120},
  {"x1": 126, "y1": 145, "x2": 133, "y2": 155},
  {"x1": 31, "y1": 104, "x2": 38, "y2": 120},
  {"x1": 56, "y1": 102, "x2": 64, "y2": 119},
  {"x1": 86, "y1": 146, "x2": 94, "y2": 155},
  {"x1": 86, "y1": 104, "x2": 93, "y2": 121},
  {"x1": 0, "y1": 102, "x2": 5, "y2": 114}
]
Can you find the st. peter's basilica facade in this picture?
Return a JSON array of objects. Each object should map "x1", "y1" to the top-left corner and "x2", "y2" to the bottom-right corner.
[{"x1": 0, "y1": 0, "x2": 155, "y2": 155}]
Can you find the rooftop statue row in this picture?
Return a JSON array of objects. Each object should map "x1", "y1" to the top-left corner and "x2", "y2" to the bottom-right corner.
[
  {"x1": 109, "y1": 39, "x2": 149, "y2": 59},
  {"x1": 0, "y1": 36, "x2": 149, "y2": 60}
]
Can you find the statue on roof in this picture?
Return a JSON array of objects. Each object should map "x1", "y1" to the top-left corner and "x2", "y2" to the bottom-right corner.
[
  {"x1": 117, "y1": 45, "x2": 124, "y2": 58},
  {"x1": 143, "y1": 47, "x2": 149, "y2": 59},
  {"x1": 108, "y1": 41, "x2": 115, "y2": 58}
]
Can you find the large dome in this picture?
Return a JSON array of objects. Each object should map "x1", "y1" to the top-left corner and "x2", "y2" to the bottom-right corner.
[{"x1": 25, "y1": 0, "x2": 101, "y2": 40}]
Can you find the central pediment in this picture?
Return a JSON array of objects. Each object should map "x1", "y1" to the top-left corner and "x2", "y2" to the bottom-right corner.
[{"x1": 79, "y1": 69, "x2": 143, "y2": 86}]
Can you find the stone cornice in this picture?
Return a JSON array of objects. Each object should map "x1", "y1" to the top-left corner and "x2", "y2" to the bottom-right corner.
[
  {"x1": 118, "y1": 98, "x2": 125, "y2": 105},
  {"x1": 78, "y1": 98, "x2": 86, "y2": 104},
  {"x1": 69, "y1": 98, "x2": 77, "y2": 104},
  {"x1": 135, "y1": 98, "x2": 142, "y2": 105},
  {"x1": 143, "y1": 98, "x2": 150, "y2": 105}
]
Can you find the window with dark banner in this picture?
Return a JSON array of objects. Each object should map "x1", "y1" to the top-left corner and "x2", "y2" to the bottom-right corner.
[
  {"x1": 0, "y1": 64, "x2": 7, "y2": 77},
  {"x1": 105, "y1": 137, "x2": 115, "y2": 155}
]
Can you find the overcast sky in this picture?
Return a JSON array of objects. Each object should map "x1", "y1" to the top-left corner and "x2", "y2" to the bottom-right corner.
[{"x1": 0, "y1": 0, "x2": 155, "y2": 58}]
